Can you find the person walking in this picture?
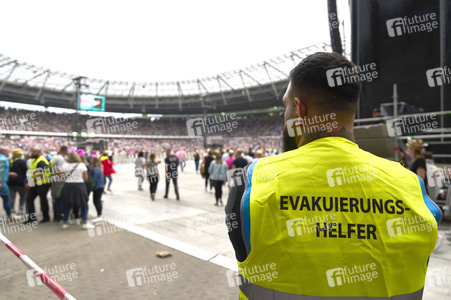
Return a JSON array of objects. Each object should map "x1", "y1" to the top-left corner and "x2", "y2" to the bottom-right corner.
[
  {"x1": 202, "y1": 151, "x2": 214, "y2": 192},
  {"x1": 0, "y1": 147, "x2": 12, "y2": 219},
  {"x1": 60, "y1": 152, "x2": 92, "y2": 230},
  {"x1": 163, "y1": 149, "x2": 180, "y2": 200},
  {"x1": 100, "y1": 151, "x2": 115, "y2": 193},
  {"x1": 208, "y1": 152, "x2": 228, "y2": 206},
  {"x1": 146, "y1": 153, "x2": 161, "y2": 201},
  {"x1": 90, "y1": 157, "x2": 104, "y2": 219},
  {"x1": 177, "y1": 149, "x2": 187, "y2": 172},
  {"x1": 193, "y1": 150, "x2": 200, "y2": 174},
  {"x1": 8, "y1": 148, "x2": 27, "y2": 216},
  {"x1": 24, "y1": 147, "x2": 51, "y2": 224},
  {"x1": 226, "y1": 52, "x2": 442, "y2": 299},
  {"x1": 135, "y1": 152, "x2": 146, "y2": 191}
]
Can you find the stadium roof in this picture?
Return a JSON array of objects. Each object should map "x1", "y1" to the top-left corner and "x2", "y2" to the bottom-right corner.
[{"x1": 0, "y1": 43, "x2": 331, "y2": 115}]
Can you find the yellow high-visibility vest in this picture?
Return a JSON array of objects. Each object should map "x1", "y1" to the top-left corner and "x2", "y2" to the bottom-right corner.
[
  {"x1": 237, "y1": 137, "x2": 440, "y2": 299},
  {"x1": 29, "y1": 156, "x2": 51, "y2": 185}
]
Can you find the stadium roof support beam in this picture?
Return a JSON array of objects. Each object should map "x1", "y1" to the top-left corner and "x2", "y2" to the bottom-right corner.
[
  {"x1": 216, "y1": 75, "x2": 235, "y2": 91},
  {"x1": 239, "y1": 70, "x2": 253, "y2": 102},
  {"x1": 0, "y1": 60, "x2": 17, "y2": 70},
  {"x1": 197, "y1": 79, "x2": 209, "y2": 95},
  {"x1": 176, "y1": 82, "x2": 183, "y2": 111},
  {"x1": 216, "y1": 76, "x2": 227, "y2": 105},
  {"x1": 241, "y1": 70, "x2": 262, "y2": 87},
  {"x1": 127, "y1": 83, "x2": 136, "y2": 108},
  {"x1": 35, "y1": 70, "x2": 50, "y2": 102},
  {"x1": 22, "y1": 70, "x2": 47, "y2": 88},
  {"x1": 263, "y1": 62, "x2": 280, "y2": 99},
  {"x1": 97, "y1": 81, "x2": 109, "y2": 95},
  {"x1": 60, "y1": 81, "x2": 73, "y2": 93},
  {"x1": 0, "y1": 62, "x2": 18, "y2": 93}
]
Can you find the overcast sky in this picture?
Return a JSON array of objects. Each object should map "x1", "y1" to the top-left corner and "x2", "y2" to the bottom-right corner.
[{"x1": 0, "y1": 0, "x2": 350, "y2": 83}]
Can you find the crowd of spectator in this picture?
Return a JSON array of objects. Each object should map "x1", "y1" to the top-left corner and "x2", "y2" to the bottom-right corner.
[
  {"x1": 0, "y1": 107, "x2": 283, "y2": 155},
  {"x1": 0, "y1": 107, "x2": 284, "y2": 137}
]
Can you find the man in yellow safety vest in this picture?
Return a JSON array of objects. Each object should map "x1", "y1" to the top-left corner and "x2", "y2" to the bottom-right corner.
[
  {"x1": 225, "y1": 52, "x2": 442, "y2": 299},
  {"x1": 24, "y1": 147, "x2": 51, "y2": 224}
]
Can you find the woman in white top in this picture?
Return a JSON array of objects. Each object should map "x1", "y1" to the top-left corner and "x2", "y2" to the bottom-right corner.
[
  {"x1": 208, "y1": 152, "x2": 228, "y2": 206},
  {"x1": 60, "y1": 152, "x2": 91, "y2": 229},
  {"x1": 135, "y1": 151, "x2": 146, "y2": 191}
]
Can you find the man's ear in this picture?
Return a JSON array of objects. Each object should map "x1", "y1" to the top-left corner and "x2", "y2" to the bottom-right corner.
[{"x1": 294, "y1": 97, "x2": 307, "y2": 119}]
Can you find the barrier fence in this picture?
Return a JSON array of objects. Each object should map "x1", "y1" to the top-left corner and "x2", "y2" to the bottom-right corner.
[{"x1": 0, "y1": 232, "x2": 76, "y2": 300}]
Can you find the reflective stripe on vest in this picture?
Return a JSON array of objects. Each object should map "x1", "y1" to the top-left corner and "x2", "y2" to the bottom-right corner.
[
  {"x1": 29, "y1": 156, "x2": 51, "y2": 185},
  {"x1": 239, "y1": 274, "x2": 423, "y2": 300},
  {"x1": 237, "y1": 137, "x2": 438, "y2": 299}
]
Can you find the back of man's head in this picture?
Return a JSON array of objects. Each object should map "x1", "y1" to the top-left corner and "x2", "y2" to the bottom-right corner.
[
  {"x1": 59, "y1": 145, "x2": 68, "y2": 155},
  {"x1": 289, "y1": 52, "x2": 361, "y2": 111}
]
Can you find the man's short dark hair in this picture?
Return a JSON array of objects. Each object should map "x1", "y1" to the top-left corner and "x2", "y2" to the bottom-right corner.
[{"x1": 289, "y1": 52, "x2": 361, "y2": 103}]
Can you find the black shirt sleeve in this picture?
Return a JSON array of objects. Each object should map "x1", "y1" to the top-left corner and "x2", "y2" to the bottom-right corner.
[{"x1": 225, "y1": 166, "x2": 248, "y2": 262}]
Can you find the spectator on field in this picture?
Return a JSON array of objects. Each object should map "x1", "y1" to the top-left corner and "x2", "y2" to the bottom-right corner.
[
  {"x1": 252, "y1": 150, "x2": 263, "y2": 163},
  {"x1": 60, "y1": 152, "x2": 92, "y2": 230},
  {"x1": 100, "y1": 151, "x2": 115, "y2": 193},
  {"x1": 177, "y1": 149, "x2": 187, "y2": 172},
  {"x1": 202, "y1": 151, "x2": 214, "y2": 192},
  {"x1": 135, "y1": 151, "x2": 146, "y2": 191},
  {"x1": 406, "y1": 139, "x2": 427, "y2": 187},
  {"x1": 208, "y1": 152, "x2": 228, "y2": 206},
  {"x1": 90, "y1": 157, "x2": 104, "y2": 219},
  {"x1": 0, "y1": 147, "x2": 12, "y2": 218},
  {"x1": 164, "y1": 149, "x2": 180, "y2": 200},
  {"x1": 8, "y1": 148, "x2": 27, "y2": 215},
  {"x1": 233, "y1": 149, "x2": 249, "y2": 169},
  {"x1": 193, "y1": 150, "x2": 200, "y2": 174},
  {"x1": 225, "y1": 150, "x2": 235, "y2": 169},
  {"x1": 146, "y1": 153, "x2": 161, "y2": 201},
  {"x1": 50, "y1": 146, "x2": 68, "y2": 222}
]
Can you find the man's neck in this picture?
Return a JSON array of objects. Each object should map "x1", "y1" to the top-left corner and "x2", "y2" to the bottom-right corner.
[{"x1": 299, "y1": 126, "x2": 355, "y2": 147}]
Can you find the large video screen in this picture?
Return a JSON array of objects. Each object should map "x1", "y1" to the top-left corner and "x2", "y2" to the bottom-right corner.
[{"x1": 77, "y1": 94, "x2": 105, "y2": 112}]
